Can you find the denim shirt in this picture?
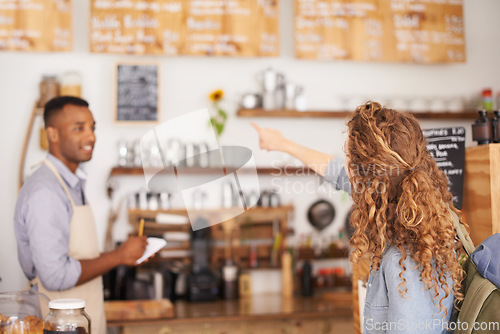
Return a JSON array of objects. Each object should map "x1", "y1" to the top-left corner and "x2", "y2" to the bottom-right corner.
[
  {"x1": 364, "y1": 246, "x2": 454, "y2": 334},
  {"x1": 323, "y1": 158, "x2": 454, "y2": 334}
]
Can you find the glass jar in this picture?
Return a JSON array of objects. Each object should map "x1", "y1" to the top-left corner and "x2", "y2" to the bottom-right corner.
[
  {"x1": 0, "y1": 291, "x2": 49, "y2": 334},
  {"x1": 38, "y1": 75, "x2": 60, "y2": 107},
  {"x1": 117, "y1": 139, "x2": 128, "y2": 167},
  {"x1": 43, "y1": 299, "x2": 90, "y2": 334},
  {"x1": 60, "y1": 71, "x2": 82, "y2": 97}
]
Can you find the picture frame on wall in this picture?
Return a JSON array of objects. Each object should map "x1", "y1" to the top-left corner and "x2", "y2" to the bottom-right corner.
[{"x1": 114, "y1": 62, "x2": 160, "y2": 124}]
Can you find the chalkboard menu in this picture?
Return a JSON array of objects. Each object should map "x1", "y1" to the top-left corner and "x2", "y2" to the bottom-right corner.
[
  {"x1": 0, "y1": 0, "x2": 72, "y2": 51},
  {"x1": 294, "y1": 0, "x2": 465, "y2": 63},
  {"x1": 423, "y1": 127, "x2": 465, "y2": 209},
  {"x1": 90, "y1": 0, "x2": 279, "y2": 57},
  {"x1": 115, "y1": 63, "x2": 159, "y2": 123}
]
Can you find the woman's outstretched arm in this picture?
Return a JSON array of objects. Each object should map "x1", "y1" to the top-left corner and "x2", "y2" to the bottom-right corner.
[{"x1": 250, "y1": 122, "x2": 334, "y2": 176}]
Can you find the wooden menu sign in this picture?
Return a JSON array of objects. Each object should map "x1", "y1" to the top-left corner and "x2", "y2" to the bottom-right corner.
[
  {"x1": 0, "y1": 0, "x2": 72, "y2": 52},
  {"x1": 294, "y1": 0, "x2": 465, "y2": 63},
  {"x1": 90, "y1": 0, "x2": 279, "y2": 56}
]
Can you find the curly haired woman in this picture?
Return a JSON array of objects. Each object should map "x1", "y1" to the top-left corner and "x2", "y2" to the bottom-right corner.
[{"x1": 251, "y1": 102, "x2": 464, "y2": 334}]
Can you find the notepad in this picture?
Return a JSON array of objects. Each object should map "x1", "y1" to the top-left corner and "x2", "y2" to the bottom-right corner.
[
  {"x1": 136, "y1": 237, "x2": 167, "y2": 264},
  {"x1": 156, "y1": 213, "x2": 189, "y2": 225}
]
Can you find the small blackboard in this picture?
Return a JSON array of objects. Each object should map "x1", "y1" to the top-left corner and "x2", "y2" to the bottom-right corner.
[
  {"x1": 115, "y1": 63, "x2": 159, "y2": 123},
  {"x1": 423, "y1": 127, "x2": 466, "y2": 209}
]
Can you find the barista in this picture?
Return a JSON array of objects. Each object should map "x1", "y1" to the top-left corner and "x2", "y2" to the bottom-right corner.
[{"x1": 14, "y1": 96, "x2": 147, "y2": 334}]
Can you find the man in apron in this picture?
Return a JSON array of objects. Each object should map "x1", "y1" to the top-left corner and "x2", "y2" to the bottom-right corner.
[{"x1": 14, "y1": 96, "x2": 148, "y2": 334}]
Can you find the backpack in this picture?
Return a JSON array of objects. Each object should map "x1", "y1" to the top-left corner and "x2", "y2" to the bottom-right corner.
[{"x1": 450, "y1": 212, "x2": 500, "y2": 334}]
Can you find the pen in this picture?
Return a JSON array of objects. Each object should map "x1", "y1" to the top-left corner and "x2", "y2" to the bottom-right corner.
[{"x1": 138, "y1": 218, "x2": 145, "y2": 237}]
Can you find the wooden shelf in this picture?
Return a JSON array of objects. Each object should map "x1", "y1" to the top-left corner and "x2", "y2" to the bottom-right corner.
[
  {"x1": 297, "y1": 246, "x2": 349, "y2": 260},
  {"x1": 129, "y1": 206, "x2": 294, "y2": 227},
  {"x1": 111, "y1": 166, "x2": 316, "y2": 176},
  {"x1": 212, "y1": 244, "x2": 278, "y2": 269},
  {"x1": 128, "y1": 206, "x2": 294, "y2": 269},
  {"x1": 237, "y1": 108, "x2": 478, "y2": 119}
]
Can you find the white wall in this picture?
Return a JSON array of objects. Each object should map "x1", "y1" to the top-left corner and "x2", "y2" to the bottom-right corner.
[{"x1": 1, "y1": 0, "x2": 500, "y2": 292}]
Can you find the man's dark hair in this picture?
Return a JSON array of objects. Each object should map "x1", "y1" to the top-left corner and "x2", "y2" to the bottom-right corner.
[{"x1": 44, "y1": 96, "x2": 89, "y2": 127}]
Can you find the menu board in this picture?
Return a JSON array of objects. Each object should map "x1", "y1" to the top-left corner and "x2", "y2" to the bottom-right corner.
[
  {"x1": 115, "y1": 63, "x2": 159, "y2": 123},
  {"x1": 90, "y1": 0, "x2": 279, "y2": 56},
  {"x1": 423, "y1": 127, "x2": 465, "y2": 209},
  {"x1": 0, "y1": 0, "x2": 72, "y2": 52},
  {"x1": 294, "y1": 0, "x2": 465, "y2": 63}
]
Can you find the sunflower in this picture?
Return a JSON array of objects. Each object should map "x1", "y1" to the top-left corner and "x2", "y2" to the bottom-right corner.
[
  {"x1": 208, "y1": 89, "x2": 227, "y2": 137},
  {"x1": 209, "y1": 89, "x2": 224, "y2": 102}
]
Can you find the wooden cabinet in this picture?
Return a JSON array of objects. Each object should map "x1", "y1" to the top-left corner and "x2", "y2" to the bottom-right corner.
[{"x1": 462, "y1": 144, "x2": 500, "y2": 245}]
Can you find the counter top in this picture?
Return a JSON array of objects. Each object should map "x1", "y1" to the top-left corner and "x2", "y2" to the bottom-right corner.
[{"x1": 106, "y1": 292, "x2": 352, "y2": 327}]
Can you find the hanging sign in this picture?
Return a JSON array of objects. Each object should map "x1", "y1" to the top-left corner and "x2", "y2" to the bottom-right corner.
[
  {"x1": 0, "y1": 0, "x2": 72, "y2": 52},
  {"x1": 294, "y1": 0, "x2": 465, "y2": 63},
  {"x1": 90, "y1": 0, "x2": 279, "y2": 57}
]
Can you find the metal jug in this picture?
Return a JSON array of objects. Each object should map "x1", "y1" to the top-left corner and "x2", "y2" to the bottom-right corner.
[{"x1": 259, "y1": 68, "x2": 285, "y2": 110}]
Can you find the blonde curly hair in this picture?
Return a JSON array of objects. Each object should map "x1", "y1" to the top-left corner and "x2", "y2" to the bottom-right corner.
[{"x1": 347, "y1": 102, "x2": 465, "y2": 316}]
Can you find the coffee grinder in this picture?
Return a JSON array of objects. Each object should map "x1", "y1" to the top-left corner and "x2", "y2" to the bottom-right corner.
[{"x1": 186, "y1": 217, "x2": 219, "y2": 302}]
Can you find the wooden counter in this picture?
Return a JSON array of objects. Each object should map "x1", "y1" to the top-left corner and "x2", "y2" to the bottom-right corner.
[{"x1": 107, "y1": 294, "x2": 353, "y2": 334}]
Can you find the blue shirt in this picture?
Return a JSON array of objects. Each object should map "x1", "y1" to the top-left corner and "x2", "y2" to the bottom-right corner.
[
  {"x1": 324, "y1": 157, "x2": 350, "y2": 194},
  {"x1": 14, "y1": 154, "x2": 87, "y2": 291},
  {"x1": 471, "y1": 233, "x2": 500, "y2": 289},
  {"x1": 364, "y1": 247, "x2": 454, "y2": 334},
  {"x1": 324, "y1": 158, "x2": 454, "y2": 333}
]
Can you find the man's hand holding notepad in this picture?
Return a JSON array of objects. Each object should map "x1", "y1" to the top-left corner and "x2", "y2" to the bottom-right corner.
[
  {"x1": 136, "y1": 237, "x2": 167, "y2": 264},
  {"x1": 135, "y1": 218, "x2": 167, "y2": 264}
]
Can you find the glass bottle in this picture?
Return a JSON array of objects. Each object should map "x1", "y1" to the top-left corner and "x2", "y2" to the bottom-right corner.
[
  {"x1": 481, "y1": 88, "x2": 493, "y2": 112},
  {"x1": 301, "y1": 260, "x2": 313, "y2": 297},
  {"x1": 281, "y1": 251, "x2": 293, "y2": 297},
  {"x1": 222, "y1": 264, "x2": 238, "y2": 300},
  {"x1": 43, "y1": 298, "x2": 90, "y2": 334},
  {"x1": 472, "y1": 110, "x2": 493, "y2": 145},
  {"x1": 493, "y1": 111, "x2": 500, "y2": 143}
]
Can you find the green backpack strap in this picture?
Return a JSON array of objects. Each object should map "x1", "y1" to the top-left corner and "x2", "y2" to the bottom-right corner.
[
  {"x1": 455, "y1": 271, "x2": 497, "y2": 334},
  {"x1": 449, "y1": 209, "x2": 476, "y2": 256},
  {"x1": 449, "y1": 209, "x2": 498, "y2": 334}
]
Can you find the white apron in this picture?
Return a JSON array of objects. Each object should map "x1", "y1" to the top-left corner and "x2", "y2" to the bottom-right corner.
[{"x1": 31, "y1": 159, "x2": 106, "y2": 334}]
